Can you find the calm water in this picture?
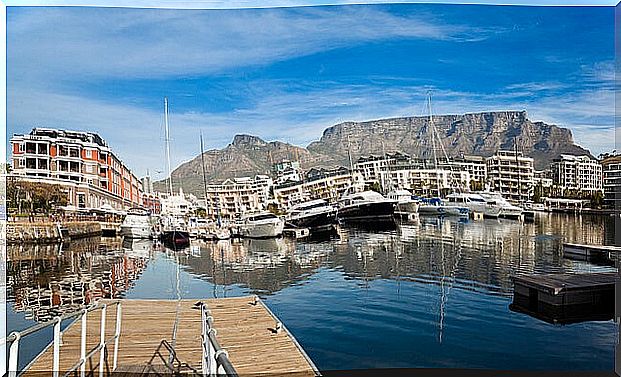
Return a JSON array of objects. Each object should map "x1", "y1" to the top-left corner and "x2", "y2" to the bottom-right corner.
[{"x1": 6, "y1": 213, "x2": 619, "y2": 371}]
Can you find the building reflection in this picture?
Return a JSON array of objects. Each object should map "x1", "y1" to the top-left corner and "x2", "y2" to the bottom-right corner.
[{"x1": 7, "y1": 237, "x2": 149, "y2": 322}]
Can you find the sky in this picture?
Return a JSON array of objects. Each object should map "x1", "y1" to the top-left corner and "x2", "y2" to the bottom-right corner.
[{"x1": 6, "y1": 3, "x2": 616, "y2": 180}]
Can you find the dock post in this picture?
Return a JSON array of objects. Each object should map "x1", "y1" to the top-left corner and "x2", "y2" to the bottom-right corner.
[
  {"x1": 98, "y1": 305, "x2": 107, "y2": 377},
  {"x1": 80, "y1": 309, "x2": 87, "y2": 377},
  {"x1": 53, "y1": 317, "x2": 61, "y2": 377},
  {"x1": 8, "y1": 332, "x2": 20, "y2": 376}
]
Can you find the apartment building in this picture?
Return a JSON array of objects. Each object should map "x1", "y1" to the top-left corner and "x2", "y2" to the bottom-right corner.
[
  {"x1": 10, "y1": 128, "x2": 143, "y2": 210},
  {"x1": 354, "y1": 152, "x2": 411, "y2": 187},
  {"x1": 274, "y1": 167, "x2": 364, "y2": 210},
  {"x1": 601, "y1": 155, "x2": 621, "y2": 207},
  {"x1": 550, "y1": 154, "x2": 603, "y2": 195},
  {"x1": 379, "y1": 167, "x2": 470, "y2": 197},
  {"x1": 485, "y1": 150, "x2": 534, "y2": 203},
  {"x1": 203, "y1": 175, "x2": 273, "y2": 219},
  {"x1": 441, "y1": 155, "x2": 487, "y2": 186}
]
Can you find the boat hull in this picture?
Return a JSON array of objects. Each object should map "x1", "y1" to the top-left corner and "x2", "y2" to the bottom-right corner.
[
  {"x1": 239, "y1": 221, "x2": 284, "y2": 238},
  {"x1": 287, "y1": 209, "x2": 338, "y2": 230},
  {"x1": 120, "y1": 225, "x2": 152, "y2": 239},
  {"x1": 161, "y1": 230, "x2": 191, "y2": 248},
  {"x1": 338, "y1": 201, "x2": 395, "y2": 222},
  {"x1": 418, "y1": 205, "x2": 469, "y2": 217},
  {"x1": 394, "y1": 201, "x2": 419, "y2": 214}
]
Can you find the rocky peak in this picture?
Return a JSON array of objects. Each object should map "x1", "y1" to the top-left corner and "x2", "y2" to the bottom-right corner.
[{"x1": 231, "y1": 134, "x2": 267, "y2": 147}]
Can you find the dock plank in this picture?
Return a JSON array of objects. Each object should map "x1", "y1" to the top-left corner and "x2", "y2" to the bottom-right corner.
[{"x1": 25, "y1": 296, "x2": 318, "y2": 376}]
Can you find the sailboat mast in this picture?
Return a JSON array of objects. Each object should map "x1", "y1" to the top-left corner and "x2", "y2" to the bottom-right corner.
[
  {"x1": 164, "y1": 97, "x2": 174, "y2": 196},
  {"x1": 199, "y1": 131, "x2": 209, "y2": 215},
  {"x1": 428, "y1": 93, "x2": 440, "y2": 197}
]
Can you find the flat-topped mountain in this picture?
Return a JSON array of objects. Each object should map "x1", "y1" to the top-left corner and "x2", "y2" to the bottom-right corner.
[{"x1": 156, "y1": 111, "x2": 591, "y2": 195}]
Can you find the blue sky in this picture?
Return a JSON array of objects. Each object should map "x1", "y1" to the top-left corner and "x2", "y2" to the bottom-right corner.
[{"x1": 6, "y1": 3, "x2": 615, "y2": 179}]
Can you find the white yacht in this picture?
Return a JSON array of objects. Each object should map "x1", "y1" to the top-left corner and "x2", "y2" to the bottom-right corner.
[
  {"x1": 418, "y1": 197, "x2": 469, "y2": 217},
  {"x1": 285, "y1": 199, "x2": 337, "y2": 231},
  {"x1": 478, "y1": 192, "x2": 523, "y2": 219},
  {"x1": 237, "y1": 212, "x2": 285, "y2": 238},
  {"x1": 386, "y1": 189, "x2": 419, "y2": 214},
  {"x1": 446, "y1": 192, "x2": 501, "y2": 218},
  {"x1": 120, "y1": 208, "x2": 153, "y2": 239},
  {"x1": 337, "y1": 190, "x2": 396, "y2": 222}
]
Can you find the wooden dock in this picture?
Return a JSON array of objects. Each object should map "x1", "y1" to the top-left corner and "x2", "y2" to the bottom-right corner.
[
  {"x1": 25, "y1": 296, "x2": 319, "y2": 376},
  {"x1": 510, "y1": 272, "x2": 617, "y2": 324},
  {"x1": 563, "y1": 242, "x2": 621, "y2": 262}
]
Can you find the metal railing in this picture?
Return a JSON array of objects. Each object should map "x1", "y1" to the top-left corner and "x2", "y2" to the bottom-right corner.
[
  {"x1": 199, "y1": 303, "x2": 238, "y2": 376},
  {"x1": 2, "y1": 300, "x2": 122, "y2": 377}
]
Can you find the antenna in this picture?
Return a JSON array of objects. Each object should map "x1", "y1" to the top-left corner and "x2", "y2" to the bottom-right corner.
[
  {"x1": 200, "y1": 131, "x2": 209, "y2": 216},
  {"x1": 427, "y1": 92, "x2": 440, "y2": 197}
]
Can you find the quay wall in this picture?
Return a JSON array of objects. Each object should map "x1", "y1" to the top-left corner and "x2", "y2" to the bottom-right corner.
[{"x1": 6, "y1": 222, "x2": 102, "y2": 244}]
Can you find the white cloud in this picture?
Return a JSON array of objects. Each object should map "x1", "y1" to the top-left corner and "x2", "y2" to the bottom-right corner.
[{"x1": 7, "y1": 6, "x2": 499, "y2": 83}]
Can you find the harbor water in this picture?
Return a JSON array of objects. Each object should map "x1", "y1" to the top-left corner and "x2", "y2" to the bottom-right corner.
[{"x1": 6, "y1": 212, "x2": 619, "y2": 371}]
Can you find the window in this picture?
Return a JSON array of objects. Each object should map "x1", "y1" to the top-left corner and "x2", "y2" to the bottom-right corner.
[
  {"x1": 18, "y1": 143, "x2": 24, "y2": 153},
  {"x1": 85, "y1": 149, "x2": 92, "y2": 158},
  {"x1": 69, "y1": 148, "x2": 80, "y2": 158},
  {"x1": 37, "y1": 144, "x2": 48, "y2": 155},
  {"x1": 26, "y1": 142, "x2": 36, "y2": 154},
  {"x1": 26, "y1": 158, "x2": 36, "y2": 169},
  {"x1": 38, "y1": 159, "x2": 48, "y2": 170},
  {"x1": 59, "y1": 145, "x2": 68, "y2": 156}
]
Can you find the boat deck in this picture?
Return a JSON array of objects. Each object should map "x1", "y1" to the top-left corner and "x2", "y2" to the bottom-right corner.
[{"x1": 26, "y1": 296, "x2": 319, "y2": 376}]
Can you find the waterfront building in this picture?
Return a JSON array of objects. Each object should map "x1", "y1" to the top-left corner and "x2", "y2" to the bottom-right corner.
[
  {"x1": 534, "y1": 170, "x2": 553, "y2": 188},
  {"x1": 273, "y1": 167, "x2": 364, "y2": 210},
  {"x1": 439, "y1": 155, "x2": 487, "y2": 189},
  {"x1": 354, "y1": 152, "x2": 411, "y2": 187},
  {"x1": 485, "y1": 150, "x2": 534, "y2": 203},
  {"x1": 379, "y1": 167, "x2": 470, "y2": 197},
  {"x1": 10, "y1": 128, "x2": 143, "y2": 210},
  {"x1": 601, "y1": 154, "x2": 621, "y2": 207},
  {"x1": 203, "y1": 175, "x2": 273, "y2": 219},
  {"x1": 142, "y1": 193, "x2": 162, "y2": 214},
  {"x1": 272, "y1": 160, "x2": 302, "y2": 185},
  {"x1": 550, "y1": 154, "x2": 603, "y2": 195},
  {"x1": 159, "y1": 188, "x2": 194, "y2": 217}
]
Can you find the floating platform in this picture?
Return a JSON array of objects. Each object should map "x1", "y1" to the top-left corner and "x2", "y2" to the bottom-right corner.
[
  {"x1": 510, "y1": 272, "x2": 617, "y2": 324},
  {"x1": 563, "y1": 242, "x2": 621, "y2": 262},
  {"x1": 25, "y1": 296, "x2": 319, "y2": 376}
]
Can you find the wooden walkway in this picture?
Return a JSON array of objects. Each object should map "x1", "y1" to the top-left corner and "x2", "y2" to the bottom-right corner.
[{"x1": 26, "y1": 296, "x2": 319, "y2": 376}]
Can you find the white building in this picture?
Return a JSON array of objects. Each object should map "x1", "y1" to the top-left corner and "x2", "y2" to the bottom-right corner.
[
  {"x1": 354, "y1": 152, "x2": 411, "y2": 188},
  {"x1": 203, "y1": 175, "x2": 273, "y2": 219},
  {"x1": 550, "y1": 154, "x2": 603, "y2": 195},
  {"x1": 441, "y1": 155, "x2": 487, "y2": 187},
  {"x1": 159, "y1": 188, "x2": 194, "y2": 217},
  {"x1": 601, "y1": 155, "x2": 621, "y2": 207},
  {"x1": 274, "y1": 167, "x2": 363, "y2": 210},
  {"x1": 486, "y1": 150, "x2": 534, "y2": 203},
  {"x1": 379, "y1": 167, "x2": 470, "y2": 197},
  {"x1": 272, "y1": 160, "x2": 303, "y2": 186}
]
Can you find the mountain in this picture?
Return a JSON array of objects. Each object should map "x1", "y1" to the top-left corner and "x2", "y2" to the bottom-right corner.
[
  {"x1": 307, "y1": 111, "x2": 590, "y2": 169},
  {"x1": 156, "y1": 111, "x2": 591, "y2": 196}
]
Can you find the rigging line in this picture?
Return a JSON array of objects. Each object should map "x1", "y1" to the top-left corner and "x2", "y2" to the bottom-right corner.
[{"x1": 170, "y1": 248, "x2": 182, "y2": 361}]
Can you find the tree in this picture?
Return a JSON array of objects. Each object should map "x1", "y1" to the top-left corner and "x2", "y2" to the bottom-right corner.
[
  {"x1": 7, "y1": 179, "x2": 68, "y2": 215},
  {"x1": 194, "y1": 207, "x2": 207, "y2": 218},
  {"x1": 369, "y1": 181, "x2": 382, "y2": 193},
  {"x1": 590, "y1": 191, "x2": 604, "y2": 209}
]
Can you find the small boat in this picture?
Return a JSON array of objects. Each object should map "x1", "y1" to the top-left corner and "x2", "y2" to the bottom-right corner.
[
  {"x1": 418, "y1": 197, "x2": 469, "y2": 217},
  {"x1": 120, "y1": 208, "x2": 153, "y2": 239},
  {"x1": 337, "y1": 190, "x2": 396, "y2": 222},
  {"x1": 446, "y1": 192, "x2": 501, "y2": 218},
  {"x1": 160, "y1": 215, "x2": 190, "y2": 248},
  {"x1": 478, "y1": 192, "x2": 523, "y2": 219},
  {"x1": 386, "y1": 189, "x2": 419, "y2": 214},
  {"x1": 285, "y1": 199, "x2": 338, "y2": 231},
  {"x1": 238, "y1": 212, "x2": 285, "y2": 238}
]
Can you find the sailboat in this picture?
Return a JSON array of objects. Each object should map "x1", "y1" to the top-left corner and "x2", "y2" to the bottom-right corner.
[
  {"x1": 417, "y1": 93, "x2": 469, "y2": 218},
  {"x1": 160, "y1": 98, "x2": 191, "y2": 248}
]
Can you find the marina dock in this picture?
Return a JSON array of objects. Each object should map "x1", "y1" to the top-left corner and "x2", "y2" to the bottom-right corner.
[
  {"x1": 562, "y1": 242, "x2": 621, "y2": 262},
  {"x1": 510, "y1": 272, "x2": 617, "y2": 324},
  {"x1": 23, "y1": 296, "x2": 319, "y2": 376}
]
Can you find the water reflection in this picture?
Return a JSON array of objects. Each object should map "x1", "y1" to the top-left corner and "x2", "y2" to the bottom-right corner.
[
  {"x1": 5, "y1": 212, "x2": 618, "y2": 371},
  {"x1": 8, "y1": 237, "x2": 149, "y2": 322}
]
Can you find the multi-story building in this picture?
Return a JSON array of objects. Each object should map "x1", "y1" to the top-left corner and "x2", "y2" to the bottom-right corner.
[
  {"x1": 550, "y1": 154, "x2": 603, "y2": 195},
  {"x1": 354, "y1": 152, "x2": 411, "y2": 188},
  {"x1": 533, "y1": 170, "x2": 553, "y2": 188},
  {"x1": 441, "y1": 155, "x2": 487, "y2": 188},
  {"x1": 10, "y1": 128, "x2": 143, "y2": 210},
  {"x1": 379, "y1": 167, "x2": 470, "y2": 197},
  {"x1": 274, "y1": 167, "x2": 363, "y2": 210},
  {"x1": 485, "y1": 150, "x2": 534, "y2": 203},
  {"x1": 601, "y1": 155, "x2": 621, "y2": 207},
  {"x1": 203, "y1": 175, "x2": 273, "y2": 219},
  {"x1": 272, "y1": 160, "x2": 303, "y2": 186}
]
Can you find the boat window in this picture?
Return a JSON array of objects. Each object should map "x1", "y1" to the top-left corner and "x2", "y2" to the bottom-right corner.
[{"x1": 249, "y1": 214, "x2": 277, "y2": 221}]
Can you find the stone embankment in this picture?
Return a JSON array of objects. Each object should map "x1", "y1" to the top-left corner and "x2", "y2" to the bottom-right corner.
[{"x1": 6, "y1": 222, "x2": 102, "y2": 244}]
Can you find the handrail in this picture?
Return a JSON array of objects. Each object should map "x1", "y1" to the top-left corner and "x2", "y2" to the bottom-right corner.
[
  {"x1": 3, "y1": 300, "x2": 122, "y2": 376},
  {"x1": 200, "y1": 302, "x2": 238, "y2": 376}
]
